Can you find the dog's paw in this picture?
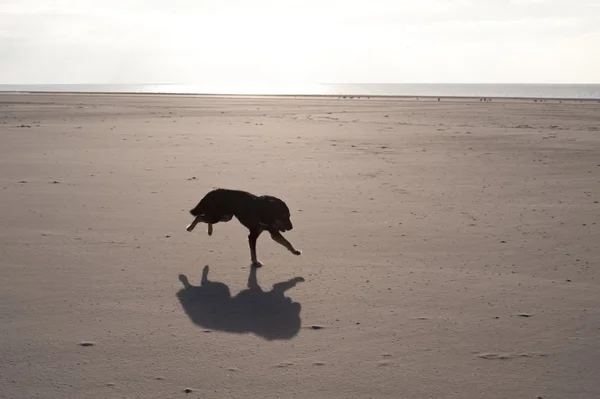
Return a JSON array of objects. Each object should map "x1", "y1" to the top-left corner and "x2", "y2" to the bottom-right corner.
[
  {"x1": 207, "y1": 224, "x2": 213, "y2": 236},
  {"x1": 292, "y1": 249, "x2": 302, "y2": 256},
  {"x1": 186, "y1": 224, "x2": 194, "y2": 232},
  {"x1": 251, "y1": 261, "x2": 263, "y2": 268}
]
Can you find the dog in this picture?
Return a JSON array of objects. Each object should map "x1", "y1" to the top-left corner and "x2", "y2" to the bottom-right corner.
[{"x1": 186, "y1": 188, "x2": 302, "y2": 267}]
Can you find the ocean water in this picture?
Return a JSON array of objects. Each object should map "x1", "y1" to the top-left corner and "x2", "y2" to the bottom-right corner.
[{"x1": 1, "y1": 83, "x2": 599, "y2": 100}]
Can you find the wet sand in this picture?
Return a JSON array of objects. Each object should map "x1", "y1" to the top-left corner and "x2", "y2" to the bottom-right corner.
[{"x1": 1, "y1": 93, "x2": 599, "y2": 398}]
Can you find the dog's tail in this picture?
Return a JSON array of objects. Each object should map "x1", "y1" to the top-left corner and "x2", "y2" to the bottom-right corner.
[
  {"x1": 190, "y1": 189, "x2": 220, "y2": 216},
  {"x1": 190, "y1": 201, "x2": 206, "y2": 217}
]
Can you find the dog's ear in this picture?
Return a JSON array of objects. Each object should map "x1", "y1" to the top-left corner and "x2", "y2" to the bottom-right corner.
[
  {"x1": 258, "y1": 197, "x2": 293, "y2": 231},
  {"x1": 257, "y1": 198, "x2": 277, "y2": 226}
]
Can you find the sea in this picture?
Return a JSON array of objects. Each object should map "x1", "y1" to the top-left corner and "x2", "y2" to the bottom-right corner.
[{"x1": 1, "y1": 83, "x2": 599, "y2": 100}]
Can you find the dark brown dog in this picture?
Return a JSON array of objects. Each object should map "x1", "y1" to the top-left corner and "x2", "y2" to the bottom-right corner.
[{"x1": 186, "y1": 188, "x2": 302, "y2": 267}]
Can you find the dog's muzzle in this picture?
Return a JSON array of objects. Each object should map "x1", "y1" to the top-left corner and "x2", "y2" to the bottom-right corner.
[{"x1": 277, "y1": 219, "x2": 293, "y2": 232}]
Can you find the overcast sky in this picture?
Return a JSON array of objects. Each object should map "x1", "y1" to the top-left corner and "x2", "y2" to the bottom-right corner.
[{"x1": 1, "y1": 0, "x2": 599, "y2": 85}]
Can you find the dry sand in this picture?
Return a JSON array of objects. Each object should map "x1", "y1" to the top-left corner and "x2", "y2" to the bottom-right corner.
[{"x1": 1, "y1": 93, "x2": 599, "y2": 399}]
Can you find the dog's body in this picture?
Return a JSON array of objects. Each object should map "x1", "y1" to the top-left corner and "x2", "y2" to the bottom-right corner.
[{"x1": 186, "y1": 188, "x2": 301, "y2": 267}]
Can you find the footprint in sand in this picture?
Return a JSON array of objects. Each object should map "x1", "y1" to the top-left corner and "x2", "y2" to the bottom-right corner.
[
  {"x1": 274, "y1": 362, "x2": 295, "y2": 368},
  {"x1": 306, "y1": 325, "x2": 324, "y2": 330},
  {"x1": 477, "y1": 352, "x2": 550, "y2": 360}
]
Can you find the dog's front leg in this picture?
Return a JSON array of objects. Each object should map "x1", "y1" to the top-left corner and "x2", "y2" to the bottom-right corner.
[
  {"x1": 269, "y1": 230, "x2": 302, "y2": 256},
  {"x1": 248, "y1": 228, "x2": 264, "y2": 267}
]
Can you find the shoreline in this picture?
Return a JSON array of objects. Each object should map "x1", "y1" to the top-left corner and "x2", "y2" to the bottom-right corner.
[{"x1": 1, "y1": 90, "x2": 600, "y2": 103}]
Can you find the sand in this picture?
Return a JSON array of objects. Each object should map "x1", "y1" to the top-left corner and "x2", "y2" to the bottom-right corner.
[{"x1": 1, "y1": 92, "x2": 599, "y2": 399}]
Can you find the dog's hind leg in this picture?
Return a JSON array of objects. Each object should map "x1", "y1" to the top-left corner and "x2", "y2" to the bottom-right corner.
[
  {"x1": 269, "y1": 229, "x2": 302, "y2": 256},
  {"x1": 248, "y1": 228, "x2": 264, "y2": 267},
  {"x1": 186, "y1": 216, "x2": 203, "y2": 232},
  {"x1": 207, "y1": 214, "x2": 231, "y2": 236},
  {"x1": 220, "y1": 214, "x2": 233, "y2": 222}
]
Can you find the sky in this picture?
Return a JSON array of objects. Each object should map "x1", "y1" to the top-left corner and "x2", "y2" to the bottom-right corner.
[{"x1": 1, "y1": 0, "x2": 599, "y2": 85}]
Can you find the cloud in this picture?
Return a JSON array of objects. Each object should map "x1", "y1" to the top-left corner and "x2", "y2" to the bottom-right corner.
[{"x1": 0, "y1": 0, "x2": 598, "y2": 83}]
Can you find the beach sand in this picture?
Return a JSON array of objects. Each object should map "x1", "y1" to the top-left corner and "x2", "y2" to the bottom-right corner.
[{"x1": 1, "y1": 93, "x2": 599, "y2": 398}]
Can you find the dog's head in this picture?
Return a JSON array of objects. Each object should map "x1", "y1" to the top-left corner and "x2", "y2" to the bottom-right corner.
[{"x1": 259, "y1": 195, "x2": 294, "y2": 232}]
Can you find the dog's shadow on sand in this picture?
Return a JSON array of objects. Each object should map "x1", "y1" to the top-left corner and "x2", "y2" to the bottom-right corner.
[{"x1": 176, "y1": 266, "x2": 305, "y2": 340}]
